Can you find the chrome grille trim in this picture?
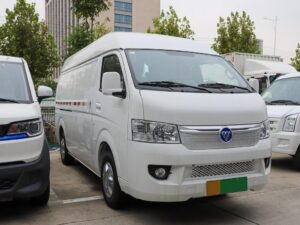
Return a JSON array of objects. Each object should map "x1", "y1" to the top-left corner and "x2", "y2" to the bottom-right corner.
[
  {"x1": 191, "y1": 160, "x2": 256, "y2": 178},
  {"x1": 179, "y1": 124, "x2": 261, "y2": 150}
]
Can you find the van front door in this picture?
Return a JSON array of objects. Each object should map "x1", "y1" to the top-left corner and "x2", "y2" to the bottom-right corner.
[{"x1": 91, "y1": 52, "x2": 129, "y2": 179}]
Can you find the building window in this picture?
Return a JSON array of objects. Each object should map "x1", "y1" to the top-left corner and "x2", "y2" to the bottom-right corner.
[
  {"x1": 115, "y1": 1, "x2": 132, "y2": 12},
  {"x1": 115, "y1": 14, "x2": 132, "y2": 25},
  {"x1": 114, "y1": 26, "x2": 132, "y2": 32}
]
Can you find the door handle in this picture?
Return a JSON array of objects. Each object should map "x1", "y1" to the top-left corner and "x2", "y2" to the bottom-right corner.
[{"x1": 95, "y1": 103, "x2": 102, "y2": 111}]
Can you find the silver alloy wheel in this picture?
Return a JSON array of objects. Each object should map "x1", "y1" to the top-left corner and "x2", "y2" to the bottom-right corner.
[
  {"x1": 60, "y1": 137, "x2": 66, "y2": 160},
  {"x1": 103, "y1": 162, "x2": 114, "y2": 198}
]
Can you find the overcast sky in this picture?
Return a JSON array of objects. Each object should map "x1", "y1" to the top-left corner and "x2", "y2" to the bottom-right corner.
[{"x1": 0, "y1": 0, "x2": 299, "y2": 62}]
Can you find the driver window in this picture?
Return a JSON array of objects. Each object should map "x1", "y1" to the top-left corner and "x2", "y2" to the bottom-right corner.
[{"x1": 100, "y1": 54, "x2": 124, "y2": 90}]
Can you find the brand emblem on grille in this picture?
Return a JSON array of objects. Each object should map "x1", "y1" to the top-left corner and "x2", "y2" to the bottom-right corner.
[{"x1": 220, "y1": 127, "x2": 233, "y2": 143}]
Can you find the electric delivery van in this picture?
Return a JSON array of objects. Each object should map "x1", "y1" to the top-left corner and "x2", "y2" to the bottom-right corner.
[
  {"x1": 262, "y1": 73, "x2": 300, "y2": 170},
  {"x1": 55, "y1": 33, "x2": 271, "y2": 209},
  {"x1": 0, "y1": 56, "x2": 53, "y2": 205}
]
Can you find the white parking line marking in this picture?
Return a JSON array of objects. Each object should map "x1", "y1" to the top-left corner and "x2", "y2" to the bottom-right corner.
[{"x1": 62, "y1": 196, "x2": 103, "y2": 204}]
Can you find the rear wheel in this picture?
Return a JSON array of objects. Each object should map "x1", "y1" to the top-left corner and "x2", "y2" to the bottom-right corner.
[
  {"x1": 60, "y1": 131, "x2": 73, "y2": 165},
  {"x1": 101, "y1": 150, "x2": 126, "y2": 209},
  {"x1": 292, "y1": 147, "x2": 300, "y2": 170}
]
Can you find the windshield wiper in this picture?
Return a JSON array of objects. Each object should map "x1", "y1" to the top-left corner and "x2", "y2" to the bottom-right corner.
[
  {"x1": 138, "y1": 81, "x2": 212, "y2": 93},
  {"x1": 198, "y1": 83, "x2": 252, "y2": 92},
  {"x1": 265, "y1": 100, "x2": 300, "y2": 105},
  {"x1": 0, "y1": 98, "x2": 20, "y2": 103}
]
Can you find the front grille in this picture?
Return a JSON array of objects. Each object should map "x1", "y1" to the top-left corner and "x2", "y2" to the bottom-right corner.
[
  {"x1": 180, "y1": 125, "x2": 260, "y2": 150},
  {"x1": 0, "y1": 179, "x2": 16, "y2": 190},
  {"x1": 191, "y1": 160, "x2": 256, "y2": 178}
]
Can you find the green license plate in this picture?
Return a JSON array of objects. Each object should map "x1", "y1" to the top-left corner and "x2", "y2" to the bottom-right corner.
[{"x1": 207, "y1": 177, "x2": 248, "y2": 196}]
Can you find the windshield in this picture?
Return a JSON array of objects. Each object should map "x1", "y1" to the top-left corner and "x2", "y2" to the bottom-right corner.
[
  {"x1": 125, "y1": 50, "x2": 251, "y2": 93},
  {"x1": 262, "y1": 77, "x2": 300, "y2": 105},
  {"x1": 0, "y1": 62, "x2": 31, "y2": 103}
]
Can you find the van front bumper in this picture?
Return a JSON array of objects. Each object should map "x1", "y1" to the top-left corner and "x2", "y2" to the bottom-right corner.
[
  {"x1": 0, "y1": 140, "x2": 50, "y2": 200},
  {"x1": 271, "y1": 132, "x2": 300, "y2": 155},
  {"x1": 123, "y1": 139, "x2": 271, "y2": 202}
]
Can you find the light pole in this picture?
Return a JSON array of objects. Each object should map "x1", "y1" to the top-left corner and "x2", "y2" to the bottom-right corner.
[{"x1": 264, "y1": 16, "x2": 278, "y2": 56}]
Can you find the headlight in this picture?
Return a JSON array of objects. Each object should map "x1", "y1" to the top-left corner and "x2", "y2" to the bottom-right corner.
[
  {"x1": 283, "y1": 114, "x2": 298, "y2": 132},
  {"x1": 259, "y1": 120, "x2": 270, "y2": 139},
  {"x1": 132, "y1": 119, "x2": 180, "y2": 143},
  {"x1": 7, "y1": 118, "x2": 43, "y2": 137}
]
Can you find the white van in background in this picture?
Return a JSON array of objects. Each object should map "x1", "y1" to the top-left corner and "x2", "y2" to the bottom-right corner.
[
  {"x1": 56, "y1": 33, "x2": 271, "y2": 209},
  {"x1": 0, "y1": 56, "x2": 53, "y2": 205},
  {"x1": 262, "y1": 73, "x2": 300, "y2": 170}
]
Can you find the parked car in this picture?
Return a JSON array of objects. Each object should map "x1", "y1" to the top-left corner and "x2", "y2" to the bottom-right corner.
[
  {"x1": 0, "y1": 55, "x2": 53, "y2": 205},
  {"x1": 223, "y1": 52, "x2": 296, "y2": 93},
  {"x1": 55, "y1": 33, "x2": 271, "y2": 209},
  {"x1": 262, "y1": 72, "x2": 300, "y2": 170}
]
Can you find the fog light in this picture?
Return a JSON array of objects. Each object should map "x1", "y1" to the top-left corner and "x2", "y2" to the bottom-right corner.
[
  {"x1": 148, "y1": 165, "x2": 171, "y2": 180},
  {"x1": 264, "y1": 157, "x2": 271, "y2": 168}
]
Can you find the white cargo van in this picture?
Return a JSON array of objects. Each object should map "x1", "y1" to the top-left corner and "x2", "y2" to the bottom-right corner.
[
  {"x1": 262, "y1": 73, "x2": 300, "y2": 170},
  {"x1": 56, "y1": 33, "x2": 271, "y2": 209},
  {"x1": 0, "y1": 56, "x2": 53, "y2": 205}
]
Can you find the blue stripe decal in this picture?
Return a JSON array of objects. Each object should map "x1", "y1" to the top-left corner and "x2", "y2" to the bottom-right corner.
[{"x1": 0, "y1": 134, "x2": 28, "y2": 141}]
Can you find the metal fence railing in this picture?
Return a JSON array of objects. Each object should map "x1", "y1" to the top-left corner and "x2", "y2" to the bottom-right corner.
[
  {"x1": 40, "y1": 98, "x2": 59, "y2": 150},
  {"x1": 40, "y1": 97, "x2": 55, "y2": 126}
]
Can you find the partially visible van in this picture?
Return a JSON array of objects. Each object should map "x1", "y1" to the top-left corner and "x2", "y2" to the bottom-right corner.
[
  {"x1": 56, "y1": 33, "x2": 271, "y2": 209},
  {"x1": 0, "y1": 56, "x2": 53, "y2": 205},
  {"x1": 262, "y1": 73, "x2": 300, "y2": 170}
]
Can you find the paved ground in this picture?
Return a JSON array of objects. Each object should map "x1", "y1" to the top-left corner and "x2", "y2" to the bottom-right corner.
[{"x1": 1, "y1": 152, "x2": 300, "y2": 225}]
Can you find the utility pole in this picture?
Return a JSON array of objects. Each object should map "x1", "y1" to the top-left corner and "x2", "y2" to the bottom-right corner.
[{"x1": 264, "y1": 16, "x2": 278, "y2": 56}]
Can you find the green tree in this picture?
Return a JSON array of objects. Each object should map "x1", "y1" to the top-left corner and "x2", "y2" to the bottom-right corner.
[
  {"x1": 212, "y1": 11, "x2": 260, "y2": 54},
  {"x1": 72, "y1": 0, "x2": 110, "y2": 32},
  {"x1": 65, "y1": 22, "x2": 110, "y2": 59},
  {"x1": 147, "y1": 6, "x2": 195, "y2": 39},
  {"x1": 291, "y1": 43, "x2": 300, "y2": 71},
  {"x1": 0, "y1": 0, "x2": 60, "y2": 84}
]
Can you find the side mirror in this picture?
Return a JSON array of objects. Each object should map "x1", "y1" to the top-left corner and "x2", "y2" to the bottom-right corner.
[
  {"x1": 37, "y1": 85, "x2": 53, "y2": 103},
  {"x1": 248, "y1": 78, "x2": 260, "y2": 93},
  {"x1": 102, "y1": 72, "x2": 126, "y2": 99}
]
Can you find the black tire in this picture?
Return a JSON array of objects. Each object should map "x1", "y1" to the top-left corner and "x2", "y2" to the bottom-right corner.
[
  {"x1": 30, "y1": 183, "x2": 50, "y2": 206},
  {"x1": 60, "y1": 130, "x2": 74, "y2": 165},
  {"x1": 292, "y1": 147, "x2": 300, "y2": 170},
  {"x1": 101, "y1": 150, "x2": 126, "y2": 209}
]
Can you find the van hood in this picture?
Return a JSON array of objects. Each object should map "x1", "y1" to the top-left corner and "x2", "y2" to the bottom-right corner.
[
  {"x1": 267, "y1": 105, "x2": 300, "y2": 119},
  {"x1": 140, "y1": 91, "x2": 267, "y2": 126},
  {"x1": 0, "y1": 103, "x2": 41, "y2": 124}
]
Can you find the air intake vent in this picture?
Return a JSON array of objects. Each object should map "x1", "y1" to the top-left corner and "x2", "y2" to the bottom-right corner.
[
  {"x1": 0, "y1": 179, "x2": 17, "y2": 190},
  {"x1": 191, "y1": 160, "x2": 256, "y2": 178}
]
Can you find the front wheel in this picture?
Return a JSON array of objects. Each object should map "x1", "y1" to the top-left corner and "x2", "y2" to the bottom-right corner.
[
  {"x1": 60, "y1": 131, "x2": 73, "y2": 165},
  {"x1": 292, "y1": 147, "x2": 300, "y2": 171},
  {"x1": 101, "y1": 151, "x2": 126, "y2": 209}
]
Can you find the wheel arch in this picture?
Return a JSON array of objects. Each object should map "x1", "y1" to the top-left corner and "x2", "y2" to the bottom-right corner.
[{"x1": 96, "y1": 130, "x2": 121, "y2": 178}]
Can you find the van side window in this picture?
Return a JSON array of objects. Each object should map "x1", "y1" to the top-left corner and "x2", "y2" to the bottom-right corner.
[{"x1": 100, "y1": 55, "x2": 124, "y2": 90}]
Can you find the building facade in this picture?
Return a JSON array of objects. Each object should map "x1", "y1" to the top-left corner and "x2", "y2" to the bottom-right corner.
[{"x1": 45, "y1": 0, "x2": 160, "y2": 78}]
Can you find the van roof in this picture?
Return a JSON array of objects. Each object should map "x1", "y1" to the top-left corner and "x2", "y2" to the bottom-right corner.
[
  {"x1": 277, "y1": 72, "x2": 300, "y2": 80},
  {"x1": 0, "y1": 55, "x2": 23, "y2": 63},
  {"x1": 63, "y1": 32, "x2": 218, "y2": 72}
]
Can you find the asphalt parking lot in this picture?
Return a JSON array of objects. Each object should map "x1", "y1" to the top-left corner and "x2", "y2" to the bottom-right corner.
[{"x1": 1, "y1": 151, "x2": 300, "y2": 225}]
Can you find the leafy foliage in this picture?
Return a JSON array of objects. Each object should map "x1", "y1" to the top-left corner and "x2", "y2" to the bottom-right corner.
[
  {"x1": 0, "y1": 0, "x2": 60, "y2": 84},
  {"x1": 65, "y1": 0, "x2": 111, "y2": 59},
  {"x1": 291, "y1": 43, "x2": 300, "y2": 71},
  {"x1": 147, "y1": 6, "x2": 195, "y2": 39},
  {"x1": 72, "y1": 0, "x2": 110, "y2": 31},
  {"x1": 65, "y1": 22, "x2": 110, "y2": 59},
  {"x1": 212, "y1": 11, "x2": 260, "y2": 54}
]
